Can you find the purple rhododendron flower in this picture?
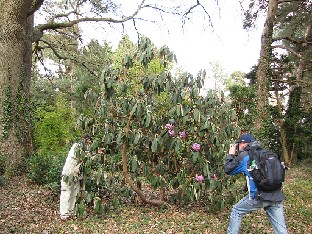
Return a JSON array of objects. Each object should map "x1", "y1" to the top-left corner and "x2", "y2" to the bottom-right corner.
[
  {"x1": 179, "y1": 131, "x2": 186, "y2": 138},
  {"x1": 165, "y1": 123, "x2": 173, "y2": 130},
  {"x1": 211, "y1": 174, "x2": 217, "y2": 180},
  {"x1": 168, "y1": 129, "x2": 175, "y2": 136},
  {"x1": 191, "y1": 143, "x2": 201, "y2": 151},
  {"x1": 195, "y1": 174, "x2": 204, "y2": 182}
]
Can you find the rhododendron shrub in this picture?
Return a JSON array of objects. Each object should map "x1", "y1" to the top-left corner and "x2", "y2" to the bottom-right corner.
[{"x1": 75, "y1": 42, "x2": 241, "y2": 215}]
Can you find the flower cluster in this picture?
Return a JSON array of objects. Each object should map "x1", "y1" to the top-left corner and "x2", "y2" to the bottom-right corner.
[
  {"x1": 191, "y1": 143, "x2": 200, "y2": 152},
  {"x1": 194, "y1": 173, "x2": 218, "y2": 183},
  {"x1": 165, "y1": 124, "x2": 175, "y2": 136},
  {"x1": 179, "y1": 131, "x2": 186, "y2": 138},
  {"x1": 168, "y1": 129, "x2": 175, "y2": 136},
  {"x1": 164, "y1": 123, "x2": 201, "y2": 151},
  {"x1": 195, "y1": 174, "x2": 204, "y2": 183},
  {"x1": 210, "y1": 173, "x2": 217, "y2": 180},
  {"x1": 165, "y1": 124, "x2": 173, "y2": 130}
]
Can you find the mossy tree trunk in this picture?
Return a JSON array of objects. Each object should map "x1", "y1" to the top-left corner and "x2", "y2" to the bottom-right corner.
[
  {"x1": 0, "y1": 0, "x2": 35, "y2": 176},
  {"x1": 255, "y1": 0, "x2": 278, "y2": 131}
]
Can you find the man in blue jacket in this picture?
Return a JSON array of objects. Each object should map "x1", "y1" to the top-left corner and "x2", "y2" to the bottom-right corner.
[{"x1": 224, "y1": 133, "x2": 288, "y2": 234}]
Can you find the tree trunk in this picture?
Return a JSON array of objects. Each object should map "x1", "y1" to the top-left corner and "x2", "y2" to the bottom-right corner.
[
  {"x1": 122, "y1": 142, "x2": 165, "y2": 206},
  {"x1": 121, "y1": 114, "x2": 165, "y2": 206},
  {"x1": 283, "y1": 20, "x2": 311, "y2": 165},
  {"x1": 255, "y1": 0, "x2": 278, "y2": 130},
  {"x1": 0, "y1": 0, "x2": 34, "y2": 176}
]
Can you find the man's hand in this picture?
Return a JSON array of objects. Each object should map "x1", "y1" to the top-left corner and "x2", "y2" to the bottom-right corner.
[{"x1": 229, "y1": 144, "x2": 237, "y2": 155}]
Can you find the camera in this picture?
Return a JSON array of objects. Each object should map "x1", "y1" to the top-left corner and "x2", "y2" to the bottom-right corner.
[
  {"x1": 235, "y1": 143, "x2": 239, "y2": 155},
  {"x1": 231, "y1": 143, "x2": 239, "y2": 156}
]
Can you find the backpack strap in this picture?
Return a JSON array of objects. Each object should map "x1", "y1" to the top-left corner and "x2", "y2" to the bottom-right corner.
[
  {"x1": 248, "y1": 147, "x2": 260, "y2": 170},
  {"x1": 248, "y1": 147, "x2": 255, "y2": 162},
  {"x1": 247, "y1": 147, "x2": 256, "y2": 168}
]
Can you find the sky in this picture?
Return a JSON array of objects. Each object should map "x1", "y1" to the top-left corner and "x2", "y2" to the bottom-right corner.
[
  {"x1": 35, "y1": 0, "x2": 265, "y2": 84},
  {"x1": 80, "y1": 0, "x2": 265, "y2": 77}
]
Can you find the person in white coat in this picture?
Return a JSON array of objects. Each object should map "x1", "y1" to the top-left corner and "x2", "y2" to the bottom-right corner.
[
  {"x1": 59, "y1": 134, "x2": 92, "y2": 219},
  {"x1": 59, "y1": 142, "x2": 81, "y2": 219}
]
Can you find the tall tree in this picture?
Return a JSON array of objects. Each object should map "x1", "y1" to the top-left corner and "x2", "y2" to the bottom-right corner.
[
  {"x1": 272, "y1": 0, "x2": 312, "y2": 164},
  {"x1": 0, "y1": 0, "x2": 213, "y2": 176},
  {"x1": 243, "y1": 0, "x2": 311, "y2": 164},
  {"x1": 255, "y1": 0, "x2": 278, "y2": 130},
  {"x1": 0, "y1": 0, "x2": 35, "y2": 175}
]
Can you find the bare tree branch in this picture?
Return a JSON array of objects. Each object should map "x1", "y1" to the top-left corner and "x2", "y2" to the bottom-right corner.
[
  {"x1": 183, "y1": 0, "x2": 200, "y2": 17},
  {"x1": 179, "y1": 0, "x2": 214, "y2": 29},
  {"x1": 37, "y1": 16, "x2": 136, "y2": 31},
  {"x1": 272, "y1": 45, "x2": 303, "y2": 59},
  {"x1": 198, "y1": 0, "x2": 214, "y2": 27},
  {"x1": 271, "y1": 78, "x2": 312, "y2": 85},
  {"x1": 142, "y1": 4, "x2": 181, "y2": 16},
  {"x1": 273, "y1": 36, "x2": 312, "y2": 45},
  {"x1": 278, "y1": 0, "x2": 305, "y2": 3},
  {"x1": 34, "y1": 0, "x2": 147, "y2": 42},
  {"x1": 48, "y1": 11, "x2": 80, "y2": 23},
  {"x1": 39, "y1": 39, "x2": 99, "y2": 77},
  {"x1": 28, "y1": 0, "x2": 45, "y2": 17}
]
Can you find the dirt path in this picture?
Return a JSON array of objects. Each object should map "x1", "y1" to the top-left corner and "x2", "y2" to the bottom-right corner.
[{"x1": 0, "y1": 176, "x2": 61, "y2": 233}]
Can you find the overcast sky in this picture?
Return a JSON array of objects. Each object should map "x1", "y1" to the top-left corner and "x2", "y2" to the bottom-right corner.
[
  {"x1": 81, "y1": 0, "x2": 265, "y2": 77},
  {"x1": 35, "y1": 0, "x2": 265, "y2": 80}
]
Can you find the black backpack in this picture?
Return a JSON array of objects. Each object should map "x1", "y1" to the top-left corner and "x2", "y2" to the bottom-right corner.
[{"x1": 248, "y1": 146, "x2": 285, "y2": 191}]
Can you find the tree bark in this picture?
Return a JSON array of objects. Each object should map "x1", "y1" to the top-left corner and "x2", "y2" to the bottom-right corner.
[
  {"x1": 0, "y1": 0, "x2": 35, "y2": 175},
  {"x1": 121, "y1": 114, "x2": 165, "y2": 206},
  {"x1": 287, "y1": 20, "x2": 312, "y2": 164},
  {"x1": 255, "y1": 0, "x2": 278, "y2": 130},
  {"x1": 274, "y1": 85, "x2": 290, "y2": 165},
  {"x1": 276, "y1": 17, "x2": 312, "y2": 165},
  {"x1": 122, "y1": 142, "x2": 165, "y2": 206}
]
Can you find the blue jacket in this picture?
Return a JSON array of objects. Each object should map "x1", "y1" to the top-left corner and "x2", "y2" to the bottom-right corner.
[
  {"x1": 224, "y1": 143, "x2": 285, "y2": 202},
  {"x1": 224, "y1": 151, "x2": 257, "y2": 199}
]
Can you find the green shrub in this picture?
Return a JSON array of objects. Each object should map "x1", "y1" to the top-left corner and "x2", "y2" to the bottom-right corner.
[
  {"x1": 34, "y1": 97, "x2": 80, "y2": 155},
  {"x1": 27, "y1": 152, "x2": 66, "y2": 185},
  {"x1": 30, "y1": 97, "x2": 80, "y2": 186}
]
